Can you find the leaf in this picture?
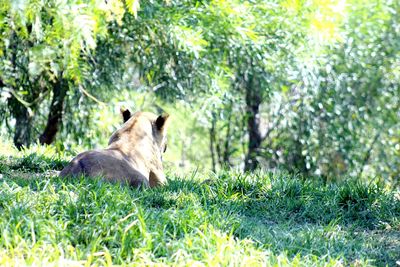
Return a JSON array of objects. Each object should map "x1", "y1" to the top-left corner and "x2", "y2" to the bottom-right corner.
[
  {"x1": 32, "y1": 15, "x2": 42, "y2": 40},
  {"x1": 126, "y1": 0, "x2": 140, "y2": 18},
  {"x1": 28, "y1": 61, "x2": 42, "y2": 77}
]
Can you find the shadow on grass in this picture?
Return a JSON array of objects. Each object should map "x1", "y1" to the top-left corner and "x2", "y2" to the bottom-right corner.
[
  {"x1": 0, "y1": 153, "x2": 67, "y2": 174},
  {"x1": 153, "y1": 175, "x2": 400, "y2": 266}
]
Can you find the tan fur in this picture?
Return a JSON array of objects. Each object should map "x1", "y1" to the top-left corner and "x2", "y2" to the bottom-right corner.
[{"x1": 59, "y1": 111, "x2": 170, "y2": 188}]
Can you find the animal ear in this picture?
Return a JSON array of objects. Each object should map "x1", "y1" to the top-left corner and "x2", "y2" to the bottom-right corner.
[
  {"x1": 155, "y1": 114, "x2": 170, "y2": 132},
  {"x1": 120, "y1": 107, "x2": 132, "y2": 123}
]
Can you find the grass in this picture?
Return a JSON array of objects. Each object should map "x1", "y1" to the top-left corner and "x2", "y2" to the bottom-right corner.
[{"x1": 0, "y1": 150, "x2": 399, "y2": 266}]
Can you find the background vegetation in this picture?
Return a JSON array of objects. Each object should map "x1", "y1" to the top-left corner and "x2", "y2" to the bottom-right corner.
[{"x1": 1, "y1": 0, "x2": 399, "y2": 185}]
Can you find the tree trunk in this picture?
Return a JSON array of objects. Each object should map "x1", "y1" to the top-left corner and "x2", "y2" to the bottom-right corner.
[
  {"x1": 244, "y1": 75, "x2": 262, "y2": 171},
  {"x1": 358, "y1": 130, "x2": 381, "y2": 178},
  {"x1": 209, "y1": 114, "x2": 217, "y2": 172},
  {"x1": 8, "y1": 96, "x2": 32, "y2": 150},
  {"x1": 39, "y1": 79, "x2": 68, "y2": 145},
  {"x1": 223, "y1": 107, "x2": 232, "y2": 166},
  {"x1": 6, "y1": 31, "x2": 33, "y2": 150},
  {"x1": 211, "y1": 112, "x2": 224, "y2": 166}
]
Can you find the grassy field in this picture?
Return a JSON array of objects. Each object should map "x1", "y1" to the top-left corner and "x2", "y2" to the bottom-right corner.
[{"x1": 0, "y1": 150, "x2": 399, "y2": 266}]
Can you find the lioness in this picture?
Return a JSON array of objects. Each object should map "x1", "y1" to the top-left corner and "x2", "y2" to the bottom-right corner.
[{"x1": 59, "y1": 110, "x2": 170, "y2": 188}]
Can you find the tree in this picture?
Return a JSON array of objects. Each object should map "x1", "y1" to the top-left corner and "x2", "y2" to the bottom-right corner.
[
  {"x1": 256, "y1": 0, "x2": 400, "y2": 182},
  {"x1": 0, "y1": 0, "x2": 137, "y2": 148}
]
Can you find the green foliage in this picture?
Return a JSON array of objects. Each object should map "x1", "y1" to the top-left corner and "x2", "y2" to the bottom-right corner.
[
  {"x1": 0, "y1": 0, "x2": 135, "y2": 83},
  {"x1": 0, "y1": 0, "x2": 138, "y2": 146},
  {"x1": 0, "y1": 151, "x2": 399, "y2": 266},
  {"x1": 0, "y1": 0, "x2": 399, "y2": 183},
  {"x1": 259, "y1": 0, "x2": 400, "y2": 182}
]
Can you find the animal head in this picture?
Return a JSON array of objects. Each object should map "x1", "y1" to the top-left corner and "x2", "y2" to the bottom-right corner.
[{"x1": 108, "y1": 108, "x2": 170, "y2": 155}]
